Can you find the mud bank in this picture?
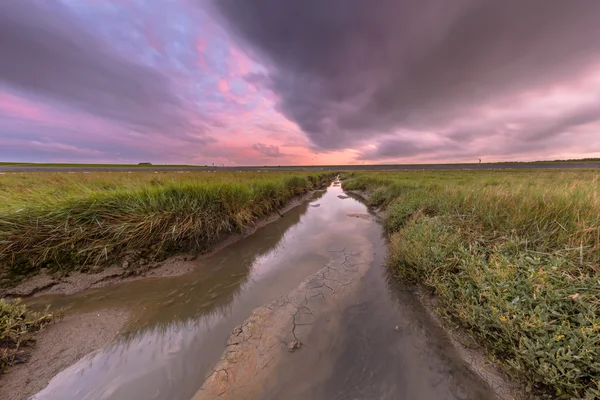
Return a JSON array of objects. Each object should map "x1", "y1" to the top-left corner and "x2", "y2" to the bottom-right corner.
[
  {"x1": 2, "y1": 191, "x2": 323, "y2": 299},
  {"x1": 0, "y1": 309, "x2": 129, "y2": 400},
  {"x1": 194, "y1": 245, "x2": 373, "y2": 400}
]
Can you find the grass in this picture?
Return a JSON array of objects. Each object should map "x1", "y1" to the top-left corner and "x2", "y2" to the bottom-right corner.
[
  {"x1": 1, "y1": 298, "x2": 58, "y2": 373},
  {"x1": 0, "y1": 171, "x2": 333, "y2": 284},
  {"x1": 342, "y1": 169, "x2": 600, "y2": 399}
]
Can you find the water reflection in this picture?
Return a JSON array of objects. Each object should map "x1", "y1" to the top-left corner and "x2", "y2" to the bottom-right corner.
[{"x1": 32, "y1": 183, "x2": 375, "y2": 400}]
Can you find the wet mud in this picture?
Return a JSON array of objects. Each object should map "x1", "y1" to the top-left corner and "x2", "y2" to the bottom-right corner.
[
  {"x1": 0, "y1": 309, "x2": 128, "y2": 400},
  {"x1": 195, "y1": 245, "x2": 373, "y2": 399}
]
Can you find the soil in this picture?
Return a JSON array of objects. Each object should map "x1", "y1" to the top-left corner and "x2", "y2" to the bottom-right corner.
[
  {"x1": 0, "y1": 309, "x2": 129, "y2": 400},
  {"x1": 1, "y1": 191, "x2": 319, "y2": 299}
]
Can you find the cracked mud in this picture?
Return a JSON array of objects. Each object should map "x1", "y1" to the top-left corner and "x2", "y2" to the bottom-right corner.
[{"x1": 194, "y1": 247, "x2": 373, "y2": 400}]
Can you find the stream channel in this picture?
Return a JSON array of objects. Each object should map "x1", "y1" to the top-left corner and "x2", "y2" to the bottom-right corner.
[{"x1": 26, "y1": 181, "x2": 497, "y2": 400}]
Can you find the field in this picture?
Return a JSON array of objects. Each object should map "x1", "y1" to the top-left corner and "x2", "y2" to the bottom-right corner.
[
  {"x1": 342, "y1": 169, "x2": 600, "y2": 398},
  {"x1": 0, "y1": 171, "x2": 332, "y2": 285}
]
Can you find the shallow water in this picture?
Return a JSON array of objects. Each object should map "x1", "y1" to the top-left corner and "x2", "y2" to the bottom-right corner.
[{"x1": 29, "y1": 182, "x2": 496, "y2": 400}]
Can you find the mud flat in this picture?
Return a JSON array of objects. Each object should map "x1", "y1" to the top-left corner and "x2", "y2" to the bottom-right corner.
[{"x1": 0, "y1": 309, "x2": 129, "y2": 400}]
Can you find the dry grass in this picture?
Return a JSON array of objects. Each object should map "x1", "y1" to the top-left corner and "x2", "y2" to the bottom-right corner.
[
  {"x1": 0, "y1": 171, "x2": 333, "y2": 285},
  {"x1": 343, "y1": 169, "x2": 600, "y2": 399}
]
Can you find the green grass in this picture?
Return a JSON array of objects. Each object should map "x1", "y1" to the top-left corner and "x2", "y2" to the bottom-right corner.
[
  {"x1": 1, "y1": 298, "x2": 57, "y2": 373},
  {"x1": 0, "y1": 171, "x2": 333, "y2": 284},
  {"x1": 342, "y1": 170, "x2": 600, "y2": 399}
]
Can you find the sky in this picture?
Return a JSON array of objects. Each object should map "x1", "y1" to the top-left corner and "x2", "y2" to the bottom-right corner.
[{"x1": 2, "y1": 1, "x2": 600, "y2": 165}]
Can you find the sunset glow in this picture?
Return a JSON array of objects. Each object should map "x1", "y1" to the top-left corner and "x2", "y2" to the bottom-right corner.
[{"x1": 2, "y1": 1, "x2": 600, "y2": 165}]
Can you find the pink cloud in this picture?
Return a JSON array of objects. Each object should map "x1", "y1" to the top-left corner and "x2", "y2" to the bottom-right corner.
[
  {"x1": 195, "y1": 37, "x2": 208, "y2": 70},
  {"x1": 143, "y1": 26, "x2": 163, "y2": 53},
  {"x1": 0, "y1": 92, "x2": 46, "y2": 120},
  {"x1": 227, "y1": 46, "x2": 253, "y2": 77},
  {"x1": 218, "y1": 78, "x2": 229, "y2": 92}
]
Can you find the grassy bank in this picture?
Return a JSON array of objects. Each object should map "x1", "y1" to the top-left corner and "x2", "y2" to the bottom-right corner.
[
  {"x1": 1, "y1": 299, "x2": 56, "y2": 373},
  {"x1": 0, "y1": 171, "x2": 332, "y2": 285},
  {"x1": 342, "y1": 170, "x2": 600, "y2": 399}
]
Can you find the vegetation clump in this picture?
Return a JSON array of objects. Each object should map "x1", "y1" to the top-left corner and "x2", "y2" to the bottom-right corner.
[
  {"x1": 0, "y1": 171, "x2": 333, "y2": 284},
  {"x1": 343, "y1": 170, "x2": 600, "y2": 399},
  {"x1": 1, "y1": 298, "x2": 56, "y2": 373}
]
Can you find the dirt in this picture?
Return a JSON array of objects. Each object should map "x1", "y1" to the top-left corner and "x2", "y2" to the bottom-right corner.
[
  {"x1": 2, "y1": 192, "x2": 319, "y2": 299},
  {"x1": 0, "y1": 308, "x2": 129, "y2": 400}
]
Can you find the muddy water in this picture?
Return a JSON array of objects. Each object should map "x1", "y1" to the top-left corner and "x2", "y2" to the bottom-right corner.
[{"x1": 28, "y1": 182, "x2": 497, "y2": 400}]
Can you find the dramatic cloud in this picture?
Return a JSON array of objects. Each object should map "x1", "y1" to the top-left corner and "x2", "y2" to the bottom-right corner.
[
  {"x1": 2, "y1": 0, "x2": 600, "y2": 165},
  {"x1": 212, "y1": 0, "x2": 600, "y2": 159},
  {"x1": 0, "y1": 1, "x2": 202, "y2": 135}
]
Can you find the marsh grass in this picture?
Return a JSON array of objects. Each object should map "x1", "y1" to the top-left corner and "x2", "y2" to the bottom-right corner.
[
  {"x1": 343, "y1": 170, "x2": 600, "y2": 399},
  {"x1": 1, "y1": 298, "x2": 58, "y2": 373},
  {"x1": 0, "y1": 171, "x2": 332, "y2": 284}
]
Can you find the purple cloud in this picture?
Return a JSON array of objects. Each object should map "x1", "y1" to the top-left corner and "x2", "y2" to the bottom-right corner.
[
  {"x1": 2, "y1": 0, "x2": 600, "y2": 165},
  {"x1": 0, "y1": 1, "x2": 204, "y2": 135}
]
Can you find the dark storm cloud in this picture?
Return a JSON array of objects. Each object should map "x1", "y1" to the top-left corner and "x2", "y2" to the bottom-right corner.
[
  {"x1": 358, "y1": 138, "x2": 454, "y2": 160},
  {"x1": 211, "y1": 0, "x2": 600, "y2": 150},
  {"x1": 0, "y1": 1, "x2": 199, "y2": 134},
  {"x1": 360, "y1": 99, "x2": 600, "y2": 162},
  {"x1": 252, "y1": 143, "x2": 284, "y2": 157}
]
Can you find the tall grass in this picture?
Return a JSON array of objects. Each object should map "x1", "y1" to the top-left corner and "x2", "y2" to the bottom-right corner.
[
  {"x1": 0, "y1": 171, "x2": 332, "y2": 283},
  {"x1": 343, "y1": 170, "x2": 600, "y2": 399}
]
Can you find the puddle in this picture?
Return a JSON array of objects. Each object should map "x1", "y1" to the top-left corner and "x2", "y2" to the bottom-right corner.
[
  {"x1": 346, "y1": 212, "x2": 373, "y2": 221},
  {"x1": 27, "y1": 182, "x2": 498, "y2": 400}
]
